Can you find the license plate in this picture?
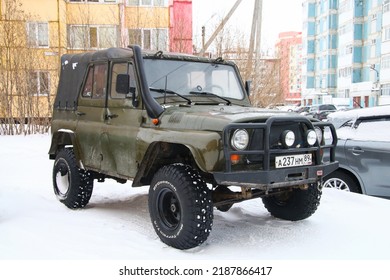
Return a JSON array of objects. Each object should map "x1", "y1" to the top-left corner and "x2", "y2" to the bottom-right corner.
[{"x1": 275, "y1": 154, "x2": 312, "y2": 169}]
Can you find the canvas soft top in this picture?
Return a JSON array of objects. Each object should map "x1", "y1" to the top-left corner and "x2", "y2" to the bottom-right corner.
[{"x1": 54, "y1": 48, "x2": 134, "y2": 110}]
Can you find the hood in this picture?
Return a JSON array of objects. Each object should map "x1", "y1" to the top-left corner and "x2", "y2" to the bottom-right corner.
[{"x1": 158, "y1": 105, "x2": 298, "y2": 131}]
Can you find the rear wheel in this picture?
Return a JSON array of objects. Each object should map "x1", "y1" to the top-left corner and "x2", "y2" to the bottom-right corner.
[
  {"x1": 148, "y1": 164, "x2": 213, "y2": 250},
  {"x1": 53, "y1": 148, "x2": 94, "y2": 209},
  {"x1": 262, "y1": 184, "x2": 321, "y2": 221},
  {"x1": 323, "y1": 170, "x2": 361, "y2": 193}
]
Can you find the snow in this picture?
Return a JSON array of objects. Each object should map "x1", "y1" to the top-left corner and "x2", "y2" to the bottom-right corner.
[
  {"x1": 1, "y1": 134, "x2": 390, "y2": 278},
  {"x1": 327, "y1": 104, "x2": 390, "y2": 128}
]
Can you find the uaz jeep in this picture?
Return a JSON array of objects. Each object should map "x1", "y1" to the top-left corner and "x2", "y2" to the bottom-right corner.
[{"x1": 49, "y1": 46, "x2": 338, "y2": 250}]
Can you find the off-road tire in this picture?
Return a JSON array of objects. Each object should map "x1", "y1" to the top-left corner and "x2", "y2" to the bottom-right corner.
[
  {"x1": 262, "y1": 184, "x2": 321, "y2": 221},
  {"x1": 53, "y1": 148, "x2": 94, "y2": 209},
  {"x1": 323, "y1": 170, "x2": 361, "y2": 193},
  {"x1": 148, "y1": 164, "x2": 213, "y2": 250}
]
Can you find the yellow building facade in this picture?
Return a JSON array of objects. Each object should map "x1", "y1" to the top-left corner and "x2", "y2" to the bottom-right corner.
[{"x1": 0, "y1": 0, "x2": 174, "y2": 127}]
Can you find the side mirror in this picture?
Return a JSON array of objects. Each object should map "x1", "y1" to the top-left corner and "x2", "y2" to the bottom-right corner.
[
  {"x1": 116, "y1": 74, "x2": 130, "y2": 94},
  {"x1": 245, "y1": 80, "x2": 252, "y2": 96},
  {"x1": 115, "y1": 74, "x2": 139, "y2": 107}
]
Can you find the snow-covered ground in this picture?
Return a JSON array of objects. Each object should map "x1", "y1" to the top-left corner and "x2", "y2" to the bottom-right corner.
[{"x1": 1, "y1": 134, "x2": 390, "y2": 279}]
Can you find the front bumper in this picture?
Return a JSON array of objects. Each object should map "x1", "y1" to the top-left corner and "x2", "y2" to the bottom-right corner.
[
  {"x1": 213, "y1": 116, "x2": 339, "y2": 189},
  {"x1": 213, "y1": 161, "x2": 339, "y2": 189}
]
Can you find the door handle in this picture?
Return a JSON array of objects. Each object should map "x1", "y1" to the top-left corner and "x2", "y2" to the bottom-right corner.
[
  {"x1": 76, "y1": 111, "x2": 86, "y2": 116},
  {"x1": 350, "y1": 147, "x2": 364, "y2": 155},
  {"x1": 105, "y1": 113, "x2": 118, "y2": 120}
]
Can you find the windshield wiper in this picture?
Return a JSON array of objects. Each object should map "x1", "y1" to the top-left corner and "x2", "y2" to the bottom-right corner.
[
  {"x1": 189, "y1": 91, "x2": 231, "y2": 105},
  {"x1": 149, "y1": 87, "x2": 192, "y2": 105}
]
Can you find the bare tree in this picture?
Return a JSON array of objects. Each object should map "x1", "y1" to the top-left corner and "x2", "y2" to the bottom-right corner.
[
  {"x1": 0, "y1": 0, "x2": 54, "y2": 135},
  {"x1": 210, "y1": 22, "x2": 283, "y2": 108},
  {"x1": 0, "y1": 0, "x2": 29, "y2": 135},
  {"x1": 250, "y1": 58, "x2": 283, "y2": 107}
]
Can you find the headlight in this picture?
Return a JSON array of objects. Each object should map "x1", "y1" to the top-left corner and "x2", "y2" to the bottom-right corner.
[
  {"x1": 314, "y1": 127, "x2": 323, "y2": 144},
  {"x1": 231, "y1": 129, "x2": 249, "y2": 150},
  {"x1": 281, "y1": 130, "x2": 295, "y2": 148},
  {"x1": 306, "y1": 129, "x2": 317, "y2": 146}
]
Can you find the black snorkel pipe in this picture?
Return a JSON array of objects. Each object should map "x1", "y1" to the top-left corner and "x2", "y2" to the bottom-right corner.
[{"x1": 130, "y1": 44, "x2": 164, "y2": 118}]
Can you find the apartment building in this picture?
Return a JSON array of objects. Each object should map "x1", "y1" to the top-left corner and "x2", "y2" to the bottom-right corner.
[
  {"x1": 0, "y1": 0, "x2": 192, "y2": 123},
  {"x1": 275, "y1": 31, "x2": 303, "y2": 105},
  {"x1": 302, "y1": 0, "x2": 390, "y2": 108}
]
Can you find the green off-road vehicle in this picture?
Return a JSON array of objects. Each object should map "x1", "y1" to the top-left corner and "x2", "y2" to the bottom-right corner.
[{"x1": 49, "y1": 46, "x2": 338, "y2": 250}]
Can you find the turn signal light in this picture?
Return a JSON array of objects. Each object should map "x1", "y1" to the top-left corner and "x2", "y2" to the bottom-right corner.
[{"x1": 230, "y1": 154, "x2": 240, "y2": 164}]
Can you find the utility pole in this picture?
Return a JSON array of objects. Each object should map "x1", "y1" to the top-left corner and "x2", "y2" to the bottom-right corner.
[
  {"x1": 199, "y1": 0, "x2": 243, "y2": 55},
  {"x1": 245, "y1": 0, "x2": 263, "y2": 80}
]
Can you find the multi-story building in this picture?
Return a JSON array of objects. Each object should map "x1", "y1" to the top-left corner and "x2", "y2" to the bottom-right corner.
[
  {"x1": 275, "y1": 31, "x2": 302, "y2": 105},
  {"x1": 0, "y1": 0, "x2": 192, "y2": 127},
  {"x1": 302, "y1": 0, "x2": 390, "y2": 108}
]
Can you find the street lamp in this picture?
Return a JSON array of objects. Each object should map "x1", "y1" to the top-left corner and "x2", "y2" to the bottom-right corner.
[
  {"x1": 370, "y1": 64, "x2": 380, "y2": 106},
  {"x1": 370, "y1": 64, "x2": 379, "y2": 85}
]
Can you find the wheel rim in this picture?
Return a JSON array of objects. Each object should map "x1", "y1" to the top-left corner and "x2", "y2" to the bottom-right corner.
[
  {"x1": 323, "y1": 177, "x2": 350, "y2": 191},
  {"x1": 55, "y1": 162, "x2": 70, "y2": 195},
  {"x1": 157, "y1": 188, "x2": 181, "y2": 230}
]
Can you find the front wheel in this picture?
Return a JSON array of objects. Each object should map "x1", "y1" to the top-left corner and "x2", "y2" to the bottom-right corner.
[
  {"x1": 53, "y1": 148, "x2": 94, "y2": 209},
  {"x1": 148, "y1": 164, "x2": 213, "y2": 250},
  {"x1": 262, "y1": 184, "x2": 321, "y2": 221}
]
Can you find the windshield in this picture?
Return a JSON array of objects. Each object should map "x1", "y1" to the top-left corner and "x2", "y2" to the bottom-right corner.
[{"x1": 144, "y1": 58, "x2": 245, "y2": 101}]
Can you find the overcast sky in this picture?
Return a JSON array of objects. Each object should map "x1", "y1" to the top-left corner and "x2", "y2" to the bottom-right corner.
[{"x1": 192, "y1": 0, "x2": 303, "y2": 52}]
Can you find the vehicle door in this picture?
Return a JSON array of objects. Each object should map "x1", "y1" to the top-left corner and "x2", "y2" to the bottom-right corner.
[
  {"x1": 101, "y1": 61, "x2": 142, "y2": 178},
  {"x1": 344, "y1": 117, "x2": 390, "y2": 196},
  {"x1": 76, "y1": 62, "x2": 108, "y2": 171}
]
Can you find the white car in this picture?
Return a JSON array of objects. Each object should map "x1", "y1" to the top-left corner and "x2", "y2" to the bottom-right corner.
[{"x1": 327, "y1": 105, "x2": 390, "y2": 128}]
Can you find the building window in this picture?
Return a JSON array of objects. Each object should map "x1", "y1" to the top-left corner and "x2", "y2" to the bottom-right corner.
[
  {"x1": 68, "y1": 25, "x2": 117, "y2": 49},
  {"x1": 382, "y1": 54, "x2": 390, "y2": 69},
  {"x1": 338, "y1": 67, "x2": 352, "y2": 78},
  {"x1": 381, "y1": 83, "x2": 390, "y2": 95},
  {"x1": 384, "y1": 0, "x2": 390, "y2": 13},
  {"x1": 383, "y1": 26, "x2": 390, "y2": 41},
  {"x1": 27, "y1": 22, "x2": 49, "y2": 47},
  {"x1": 128, "y1": 28, "x2": 168, "y2": 51},
  {"x1": 339, "y1": 23, "x2": 352, "y2": 36},
  {"x1": 127, "y1": 0, "x2": 167, "y2": 6},
  {"x1": 29, "y1": 71, "x2": 50, "y2": 96},
  {"x1": 345, "y1": 44, "x2": 353, "y2": 54},
  {"x1": 339, "y1": 0, "x2": 351, "y2": 13}
]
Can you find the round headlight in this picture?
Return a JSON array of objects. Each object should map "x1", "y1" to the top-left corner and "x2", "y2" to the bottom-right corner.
[
  {"x1": 306, "y1": 129, "x2": 317, "y2": 146},
  {"x1": 315, "y1": 127, "x2": 323, "y2": 144},
  {"x1": 281, "y1": 130, "x2": 295, "y2": 148},
  {"x1": 231, "y1": 129, "x2": 249, "y2": 150}
]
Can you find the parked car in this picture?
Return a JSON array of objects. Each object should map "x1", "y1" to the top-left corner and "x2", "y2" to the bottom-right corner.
[
  {"x1": 294, "y1": 105, "x2": 311, "y2": 114},
  {"x1": 327, "y1": 105, "x2": 389, "y2": 128},
  {"x1": 323, "y1": 106, "x2": 390, "y2": 198},
  {"x1": 306, "y1": 104, "x2": 337, "y2": 120},
  {"x1": 266, "y1": 103, "x2": 297, "y2": 112}
]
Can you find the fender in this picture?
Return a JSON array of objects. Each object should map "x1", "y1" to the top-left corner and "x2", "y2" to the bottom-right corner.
[
  {"x1": 136, "y1": 128, "x2": 222, "y2": 171},
  {"x1": 337, "y1": 164, "x2": 366, "y2": 194},
  {"x1": 48, "y1": 129, "x2": 84, "y2": 168}
]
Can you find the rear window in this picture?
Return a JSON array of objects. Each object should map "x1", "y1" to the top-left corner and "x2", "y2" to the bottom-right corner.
[{"x1": 320, "y1": 104, "x2": 336, "y2": 110}]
